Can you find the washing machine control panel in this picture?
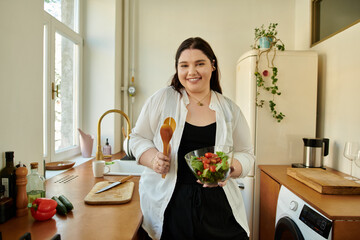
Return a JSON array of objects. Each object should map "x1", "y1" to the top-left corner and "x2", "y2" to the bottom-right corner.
[{"x1": 299, "y1": 205, "x2": 332, "y2": 239}]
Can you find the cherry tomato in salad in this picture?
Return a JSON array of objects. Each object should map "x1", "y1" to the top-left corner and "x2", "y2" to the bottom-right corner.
[
  {"x1": 203, "y1": 163, "x2": 210, "y2": 169},
  {"x1": 201, "y1": 157, "x2": 210, "y2": 164},
  {"x1": 209, "y1": 165, "x2": 216, "y2": 172},
  {"x1": 197, "y1": 170, "x2": 202, "y2": 176},
  {"x1": 204, "y1": 152, "x2": 214, "y2": 158}
]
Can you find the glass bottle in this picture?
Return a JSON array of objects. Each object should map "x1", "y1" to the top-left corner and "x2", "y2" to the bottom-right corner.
[
  {"x1": 0, "y1": 184, "x2": 14, "y2": 223},
  {"x1": 26, "y1": 162, "x2": 45, "y2": 205},
  {"x1": 103, "y1": 138, "x2": 112, "y2": 156},
  {"x1": 0, "y1": 151, "x2": 17, "y2": 199}
]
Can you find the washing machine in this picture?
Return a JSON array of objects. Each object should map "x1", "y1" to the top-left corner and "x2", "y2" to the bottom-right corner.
[{"x1": 275, "y1": 185, "x2": 333, "y2": 240}]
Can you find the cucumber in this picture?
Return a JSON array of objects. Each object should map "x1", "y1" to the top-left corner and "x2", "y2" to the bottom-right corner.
[
  {"x1": 58, "y1": 195, "x2": 74, "y2": 211},
  {"x1": 52, "y1": 196, "x2": 68, "y2": 215}
]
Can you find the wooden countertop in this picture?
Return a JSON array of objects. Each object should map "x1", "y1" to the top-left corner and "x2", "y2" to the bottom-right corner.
[
  {"x1": 0, "y1": 153, "x2": 143, "y2": 240},
  {"x1": 259, "y1": 165, "x2": 360, "y2": 221}
]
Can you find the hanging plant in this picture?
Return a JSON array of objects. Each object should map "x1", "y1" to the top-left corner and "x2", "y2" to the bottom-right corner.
[{"x1": 251, "y1": 23, "x2": 285, "y2": 122}]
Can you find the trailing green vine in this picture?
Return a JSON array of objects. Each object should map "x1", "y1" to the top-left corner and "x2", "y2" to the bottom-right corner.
[{"x1": 252, "y1": 23, "x2": 285, "y2": 122}]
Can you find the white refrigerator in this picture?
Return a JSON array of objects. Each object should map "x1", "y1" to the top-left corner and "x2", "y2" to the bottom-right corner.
[{"x1": 235, "y1": 50, "x2": 318, "y2": 239}]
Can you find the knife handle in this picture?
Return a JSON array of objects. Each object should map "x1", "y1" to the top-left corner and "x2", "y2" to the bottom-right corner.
[{"x1": 120, "y1": 175, "x2": 134, "y2": 183}]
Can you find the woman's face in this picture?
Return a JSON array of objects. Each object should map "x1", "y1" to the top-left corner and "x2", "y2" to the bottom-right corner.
[{"x1": 177, "y1": 49, "x2": 213, "y2": 95}]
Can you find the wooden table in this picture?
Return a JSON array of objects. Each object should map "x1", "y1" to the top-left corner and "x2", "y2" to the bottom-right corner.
[
  {"x1": 259, "y1": 165, "x2": 360, "y2": 240},
  {"x1": 0, "y1": 153, "x2": 144, "y2": 240}
]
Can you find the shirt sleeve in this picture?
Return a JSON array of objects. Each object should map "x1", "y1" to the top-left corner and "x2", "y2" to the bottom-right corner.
[
  {"x1": 129, "y1": 89, "x2": 165, "y2": 163},
  {"x1": 231, "y1": 102, "x2": 255, "y2": 178}
]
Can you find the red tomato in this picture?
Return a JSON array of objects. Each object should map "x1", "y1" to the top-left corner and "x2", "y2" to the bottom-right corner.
[
  {"x1": 204, "y1": 152, "x2": 214, "y2": 158},
  {"x1": 209, "y1": 165, "x2": 216, "y2": 172},
  {"x1": 202, "y1": 158, "x2": 210, "y2": 164},
  {"x1": 197, "y1": 170, "x2": 202, "y2": 176},
  {"x1": 203, "y1": 163, "x2": 210, "y2": 169},
  {"x1": 210, "y1": 158, "x2": 217, "y2": 164}
]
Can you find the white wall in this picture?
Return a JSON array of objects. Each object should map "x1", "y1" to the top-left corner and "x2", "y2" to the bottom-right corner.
[
  {"x1": 0, "y1": 1, "x2": 44, "y2": 172},
  {"x1": 314, "y1": 24, "x2": 360, "y2": 176},
  {"x1": 133, "y1": 0, "x2": 295, "y2": 119},
  {"x1": 83, "y1": 0, "x2": 124, "y2": 155},
  {"x1": 295, "y1": 0, "x2": 360, "y2": 179}
]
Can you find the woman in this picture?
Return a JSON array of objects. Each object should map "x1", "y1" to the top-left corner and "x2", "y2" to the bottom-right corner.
[{"x1": 130, "y1": 37, "x2": 255, "y2": 240}]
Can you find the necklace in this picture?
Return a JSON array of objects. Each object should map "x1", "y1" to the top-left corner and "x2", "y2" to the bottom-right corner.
[{"x1": 189, "y1": 91, "x2": 210, "y2": 106}]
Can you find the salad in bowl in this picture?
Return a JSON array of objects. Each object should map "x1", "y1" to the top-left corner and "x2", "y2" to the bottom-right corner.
[{"x1": 185, "y1": 145, "x2": 233, "y2": 186}]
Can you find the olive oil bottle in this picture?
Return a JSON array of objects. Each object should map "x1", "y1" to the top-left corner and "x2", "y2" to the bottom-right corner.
[{"x1": 26, "y1": 162, "x2": 45, "y2": 205}]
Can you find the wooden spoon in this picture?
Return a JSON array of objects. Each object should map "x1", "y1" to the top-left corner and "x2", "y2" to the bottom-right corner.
[
  {"x1": 164, "y1": 117, "x2": 176, "y2": 133},
  {"x1": 160, "y1": 118, "x2": 176, "y2": 178}
]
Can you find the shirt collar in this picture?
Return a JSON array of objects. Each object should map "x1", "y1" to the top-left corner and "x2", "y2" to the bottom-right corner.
[
  {"x1": 180, "y1": 88, "x2": 190, "y2": 106},
  {"x1": 209, "y1": 91, "x2": 218, "y2": 110}
]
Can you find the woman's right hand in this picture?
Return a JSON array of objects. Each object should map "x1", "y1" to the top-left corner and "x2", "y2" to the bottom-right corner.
[{"x1": 151, "y1": 150, "x2": 171, "y2": 175}]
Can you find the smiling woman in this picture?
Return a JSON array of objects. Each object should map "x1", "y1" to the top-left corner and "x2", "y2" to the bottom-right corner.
[
  {"x1": 129, "y1": 37, "x2": 255, "y2": 240},
  {"x1": 177, "y1": 48, "x2": 216, "y2": 126},
  {"x1": 177, "y1": 49, "x2": 213, "y2": 100}
]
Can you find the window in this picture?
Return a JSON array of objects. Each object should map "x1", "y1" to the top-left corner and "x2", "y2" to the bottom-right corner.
[
  {"x1": 43, "y1": 0, "x2": 83, "y2": 162},
  {"x1": 45, "y1": 0, "x2": 78, "y2": 32},
  {"x1": 312, "y1": 0, "x2": 360, "y2": 45}
]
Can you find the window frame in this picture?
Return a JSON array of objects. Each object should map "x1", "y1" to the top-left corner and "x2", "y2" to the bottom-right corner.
[
  {"x1": 43, "y1": 9, "x2": 83, "y2": 162},
  {"x1": 311, "y1": 0, "x2": 360, "y2": 46}
]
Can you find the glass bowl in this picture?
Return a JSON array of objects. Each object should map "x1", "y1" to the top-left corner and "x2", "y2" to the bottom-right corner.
[{"x1": 184, "y1": 145, "x2": 233, "y2": 186}]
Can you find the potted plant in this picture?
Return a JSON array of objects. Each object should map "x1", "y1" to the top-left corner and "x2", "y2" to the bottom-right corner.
[
  {"x1": 252, "y1": 23, "x2": 285, "y2": 51},
  {"x1": 251, "y1": 23, "x2": 285, "y2": 122}
]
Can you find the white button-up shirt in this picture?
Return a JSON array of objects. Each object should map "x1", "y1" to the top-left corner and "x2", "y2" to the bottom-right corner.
[{"x1": 130, "y1": 87, "x2": 255, "y2": 240}]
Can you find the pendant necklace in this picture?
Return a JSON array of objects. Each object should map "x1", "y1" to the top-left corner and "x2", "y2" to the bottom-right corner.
[{"x1": 190, "y1": 91, "x2": 210, "y2": 106}]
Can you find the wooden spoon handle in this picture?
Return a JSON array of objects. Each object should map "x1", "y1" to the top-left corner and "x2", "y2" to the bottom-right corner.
[
  {"x1": 162, "y1": 142, "x2": 168, "y2": 178},
  {"x1": 160, "y1": 122, "x2": 174, "y2": 179}
]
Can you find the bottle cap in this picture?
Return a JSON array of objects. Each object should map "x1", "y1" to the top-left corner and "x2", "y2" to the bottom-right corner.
[
  {"x1": 30, "y1": 162, "x2": 39, "y2": 169},
  {"x1": 106, "y1": 138, "x2": 109, "y2": 145},
  {"x1": 5, "y1": 151, "x2": 14, "y2": 159}
]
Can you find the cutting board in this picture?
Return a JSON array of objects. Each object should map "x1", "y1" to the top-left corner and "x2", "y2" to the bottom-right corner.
[
  {"x1": 287, "y1": 168, "x2": 360, "y2": 195},
  {"x1": 84, "y1": 181, "x2": 134, "y2": 205}
]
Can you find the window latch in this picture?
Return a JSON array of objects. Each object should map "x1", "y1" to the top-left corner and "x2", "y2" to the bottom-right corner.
[{"x1": 51, "y1": 82, "x2": 59, "y2": 100}]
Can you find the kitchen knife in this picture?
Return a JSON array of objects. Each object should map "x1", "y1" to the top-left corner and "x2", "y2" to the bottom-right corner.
[{"x1": 95, "y1": 175, "x2": 134, "y2": 194}]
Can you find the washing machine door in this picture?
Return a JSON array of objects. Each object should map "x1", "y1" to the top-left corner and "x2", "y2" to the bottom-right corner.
[{"x1": 274, "y1": 216, "x2": 304, "y2": 240}]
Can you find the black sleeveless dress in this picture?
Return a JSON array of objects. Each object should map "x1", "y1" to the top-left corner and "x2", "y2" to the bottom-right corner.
[{"x1": 160, "y1": 122, "x2": 248, "y2": 240}]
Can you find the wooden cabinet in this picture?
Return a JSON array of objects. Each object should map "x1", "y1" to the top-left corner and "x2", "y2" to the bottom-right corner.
[
  {"x1": 259, "y1": 165, "x2": 360, "y2": 240},
  {"x1": 259, "y1": 171, "x2": 280, "y2": 239}
]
